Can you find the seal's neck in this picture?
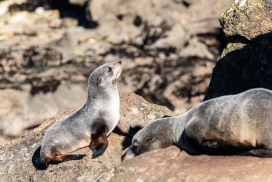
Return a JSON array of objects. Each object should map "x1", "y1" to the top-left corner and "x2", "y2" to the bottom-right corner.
[
  {"x1": 85, "y1": 85, "x2": 119, "y2": 107},
  {"x1": 170, "y1": 114, "x2": 187, "y2": 144}
]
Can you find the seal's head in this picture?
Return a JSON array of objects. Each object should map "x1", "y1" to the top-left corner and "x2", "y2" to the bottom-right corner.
[
  {"x1": 122, "y1": 118, "x2": 173, "y2": 160},
  {"x1": 88, "y1": 61, "x2": 122, "y2": 92}
]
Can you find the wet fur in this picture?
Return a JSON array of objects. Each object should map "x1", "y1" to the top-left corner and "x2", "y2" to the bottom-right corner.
[
  {"x1": 123, "y1": 88, "x2": 272, "y2": 160},
  {"x1": 40, "y1": 61, "x2": 123, "y2": 168}
]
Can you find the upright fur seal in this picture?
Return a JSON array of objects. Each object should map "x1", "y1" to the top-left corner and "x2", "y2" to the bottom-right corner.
[
  {"x1": 122, "y1": 88, "x2": 272, "y2": 160},
  {"x1": 40, "y1": 61, "x2": 126, "y2": 167}
]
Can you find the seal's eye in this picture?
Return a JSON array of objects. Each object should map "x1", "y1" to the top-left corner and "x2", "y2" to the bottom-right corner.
[
  {"x1": 146, "y1": 138, "x2": 154, "y2": 142},
  {"x1": 108, "y1": 67, "x2": 112, "y2": 72}
]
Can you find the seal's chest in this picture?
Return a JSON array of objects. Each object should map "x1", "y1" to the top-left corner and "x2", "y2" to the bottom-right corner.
[{"x1": 107, "y1": 98, "x2": 120, "y2": 115}]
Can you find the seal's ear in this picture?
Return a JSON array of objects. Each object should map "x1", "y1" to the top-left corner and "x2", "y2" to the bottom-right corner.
[
  {"x1": 97, "y1": 77, "x2": 102, "y2": 85},
  {"x1": 90, "y1": 125, "x2": 108, "y2": 158}
]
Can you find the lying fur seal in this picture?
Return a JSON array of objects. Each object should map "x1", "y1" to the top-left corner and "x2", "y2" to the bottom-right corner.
[
  {"x1": 122, "y1": 88, "x2": 272, "y2": 160},
  {"x1": 40, "y1": 61, "x2": 127, "y2": 168}
]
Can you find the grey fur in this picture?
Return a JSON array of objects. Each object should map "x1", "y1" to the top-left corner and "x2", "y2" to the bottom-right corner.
[
  {"x1": 122, "y1": 88, "x2": 272, "y2": 160},
  {"x1": 41, "y1": 61, "x2": 122, "y2": 162}
]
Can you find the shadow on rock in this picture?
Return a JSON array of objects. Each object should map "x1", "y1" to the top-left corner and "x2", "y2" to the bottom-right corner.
[
  {"x1": 32, "y1": 146, "x2": 44, "y2": 170},
  {"x1": 121, "y1": 126, "x2": 143, "y2": 150}
]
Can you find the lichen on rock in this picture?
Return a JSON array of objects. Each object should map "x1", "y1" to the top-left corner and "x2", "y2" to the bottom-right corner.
[{"x1": 220, "y1": 0, "x2": 272, "y2": 40}]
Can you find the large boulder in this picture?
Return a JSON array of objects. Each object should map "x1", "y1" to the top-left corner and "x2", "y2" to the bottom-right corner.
[
  {"x1": 205, "y1": 0, "x2": 272, "y2": 100},
  {"x1": 0, "y1": 92, "x2": 172, "y2": 181}
]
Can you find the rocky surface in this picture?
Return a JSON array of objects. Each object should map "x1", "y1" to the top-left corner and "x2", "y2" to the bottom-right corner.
[
  {"x1": 0, "y1": 92, "x2": 172, "y2": 181},
  {"x1": 205, "y1": 0, "x2": 272, "y2": 100},
  {"x1": 2, "y1": 1, "x2": 272, "y2": 181},
  {"x1": 98, "y1": 146, "x2": 272, "y2": 182},
  {"x1": 2, "y1": 93, "x2": 272, "y2": 182},
  {"x1": 0, "y1": 0, "x2": 233, "y2": 144}
]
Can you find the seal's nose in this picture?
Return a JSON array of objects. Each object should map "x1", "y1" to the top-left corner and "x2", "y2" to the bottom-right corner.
[{"x1": 114, "y1": 61, "x2": 122, "y2": 65}]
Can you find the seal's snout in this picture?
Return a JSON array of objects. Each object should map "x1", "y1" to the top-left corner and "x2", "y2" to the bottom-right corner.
[
  {"x1": 121, "y1": 148, "x2": 135, "y2": 161},
  {"x1": 113, "y1": 61, "x2": 123, "y2": 79}
]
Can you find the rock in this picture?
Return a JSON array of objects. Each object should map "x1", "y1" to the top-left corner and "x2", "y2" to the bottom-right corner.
[
  {"x1": 90, "y1": 0, "x2": 186, "y2": 23},
  {"x1": 204, "y1": 0, "x2": 272, "y2": 100},
  {"x1": 220, "y1": 0, "x2": 272, "y2": 40},
  {"x1": 0, "y1": 93, "x2": 172, "y2": 181},
  {"x1": 146, "y1": 23, "x2": 188, "y2": 50},
  {"x1": 97, "y1": 146, "x2": 272, "y2": 181},
  {"x1": 119, "y1": 93, "x2": 172, "y2": 130},
  {"x1": 163, "y1": 65, "x2": 212, "y2": 113},
  {"x1": 183, "y1": 0, "x2": 201, "y2": 5},
  {"x1": 23, "y1": 46, "x2": 63, "y2": 68},
  {"x1": 0, "y1": 83, "x2": 87, "y2": 144},
  {"x1": 90, "y1": 0, "x2": 232, "y2": 49},
  {"x1": 0, "y1": 0, "x2": 25, "y2": 16},
  {"x1": 0, "y1": 52, "x2": 26, "y2": 73},
  {"x1": 61, "y1": 17, "x2": 78, "y2": 27},
  {"x1": 6, "y1": 0, "x2": 93, "y2": 28},
  {"x1": 186, "y1": 0, "x2": 233, "y2": 35},
  {"x1": 179, "y1": 37, "x2": 214, "y2": 60}
]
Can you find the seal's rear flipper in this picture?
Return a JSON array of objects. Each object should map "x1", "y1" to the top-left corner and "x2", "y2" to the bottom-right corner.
[
  {"x1": 113, "y1": 122, "x2": 134, "y2": 137},
  {"x1": 39, "y1": 153, "x2": 86, "y2": 169},
  {"x1": 90, "y1": 125, "x2": 108, "y2": 158},
  {"x1": 39, "y1": 151, "x2": 68, "y2": 169}
]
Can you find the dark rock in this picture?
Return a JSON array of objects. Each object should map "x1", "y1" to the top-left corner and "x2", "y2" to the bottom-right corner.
[
  {"x1": 204, "y1": 0, "x2": 272, "y2": 100},
  {"x1": 8, "y1": 0, "x2": 98, "y2": 28},
  {"x1": 23, "y1": 46, "x2": 63, "y2": 68}
]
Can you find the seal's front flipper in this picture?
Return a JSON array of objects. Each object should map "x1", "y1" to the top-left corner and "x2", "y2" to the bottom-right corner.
[
  {"x1": 90, "y1": 125, "x2": 108, "y2": 158},
  {"x1": 113, "y1": 122, "x2": 134, "y2": 137},
  {"x1": 90, "y1": 133, "x2": 108, "y2": 158},
  {"x1": 249, "y1": 148, "x2": 272, "y2": 158}
]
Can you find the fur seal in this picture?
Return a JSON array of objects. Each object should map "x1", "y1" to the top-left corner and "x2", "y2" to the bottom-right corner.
[
  {"x1": 40, "y1": 61, "x2": 127, "y2": 168},
  {"x1": 122, "y1": 88, "x2": 272, "y2": 160}
]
